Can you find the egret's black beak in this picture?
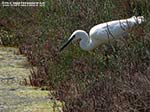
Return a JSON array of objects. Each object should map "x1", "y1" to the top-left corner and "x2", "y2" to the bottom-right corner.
[{"x1": 59, "y1": 35, "x2": 75, "y2": 52}]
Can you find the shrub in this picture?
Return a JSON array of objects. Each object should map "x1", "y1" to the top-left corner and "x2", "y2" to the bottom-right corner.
[{"x1": 1, "y1": 0, "x2": 150, "y2": 111}]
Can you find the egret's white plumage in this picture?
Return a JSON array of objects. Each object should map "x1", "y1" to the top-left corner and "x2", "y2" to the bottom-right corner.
[{"x1": 60, "y1": 16, "x2": 144, "y2": 51}]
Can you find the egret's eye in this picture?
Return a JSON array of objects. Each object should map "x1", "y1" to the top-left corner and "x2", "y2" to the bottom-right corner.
[{"x1": 73, "y1": 35, "x2": 76, "y2": 39}]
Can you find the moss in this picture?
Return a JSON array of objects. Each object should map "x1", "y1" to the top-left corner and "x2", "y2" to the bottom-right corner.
[
  {"x1": 0, "y1": 47, "x2": 61, "y2": 112},
  {"x1": 14, "y1": 88, "x2": 49, "y2": 98}
]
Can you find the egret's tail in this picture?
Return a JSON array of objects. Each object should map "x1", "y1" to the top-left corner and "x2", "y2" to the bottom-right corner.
[
  {"x1": 136, "y1": 16, "x2": 144, "y2": 24},
  {"x1": 130, "y1": 16, "x2": 144, "y2": 24}
]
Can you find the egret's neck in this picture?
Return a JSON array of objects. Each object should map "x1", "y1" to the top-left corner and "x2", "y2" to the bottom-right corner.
[{"x1": 78, "y1": 31, "x2": 95, "y2": 51}]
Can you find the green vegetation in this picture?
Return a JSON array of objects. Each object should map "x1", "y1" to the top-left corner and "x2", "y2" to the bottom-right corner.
[
  {"x1": 0, "y1": 47, "x2": 56, "y2": 112},
  {"x1": 0, "y1": 0, "x2": 150, "y2": 111}
]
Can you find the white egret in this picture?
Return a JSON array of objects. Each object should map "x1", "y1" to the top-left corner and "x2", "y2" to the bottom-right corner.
[{"x1": 60, "y1": 16, "x2": 144, "y2": 51}]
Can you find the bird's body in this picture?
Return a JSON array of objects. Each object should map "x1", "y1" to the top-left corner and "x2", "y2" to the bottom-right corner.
[{"x1": 60, "y1": 16, "x2": 144, "y2": 51}]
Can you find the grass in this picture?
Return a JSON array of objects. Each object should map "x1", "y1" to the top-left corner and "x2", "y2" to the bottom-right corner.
[
  {"x1": 0, "y1": 47, "x2": 59, "y2": 112},
  {"x1": 0, "y1": 0, "x2": 150, "y2": 111}
]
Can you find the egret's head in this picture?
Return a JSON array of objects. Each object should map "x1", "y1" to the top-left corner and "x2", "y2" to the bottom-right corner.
[{"x1": 59, "y1": 30, "x2": 84, "y2": 52}]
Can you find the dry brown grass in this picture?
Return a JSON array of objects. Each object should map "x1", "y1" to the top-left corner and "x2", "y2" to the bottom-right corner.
[{"x1": 0, "y1": 0, "x2": 150, "y2": 111}]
